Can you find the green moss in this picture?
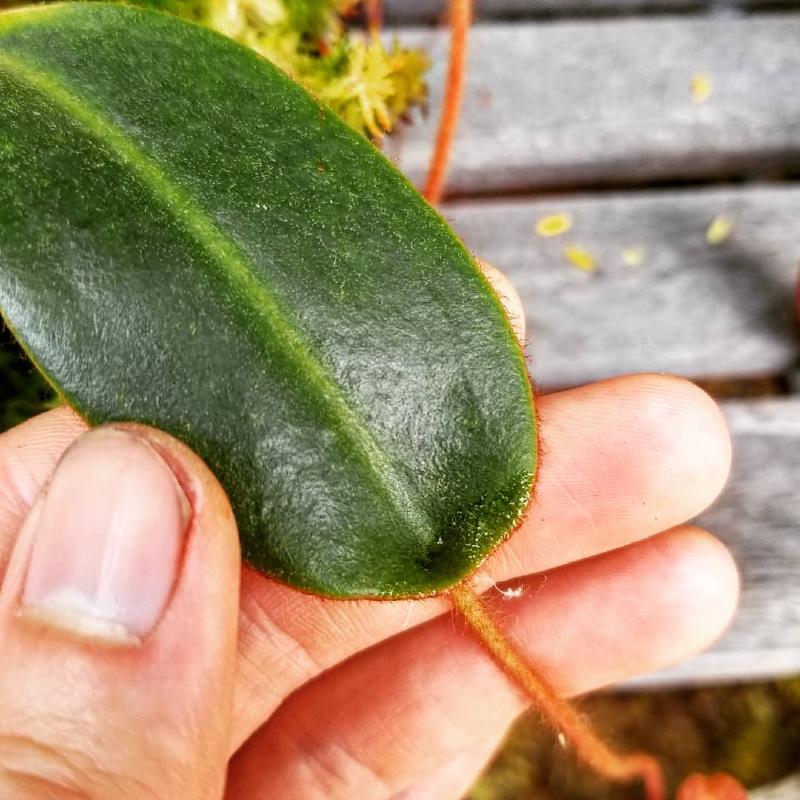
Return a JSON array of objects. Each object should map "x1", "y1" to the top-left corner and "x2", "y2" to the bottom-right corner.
[
  {"x1": 109, "y1": 0, "x2": 428, "y2": 138},
  {"x1": 471, "y1": 677, "x2": 800, "y2": 799}
]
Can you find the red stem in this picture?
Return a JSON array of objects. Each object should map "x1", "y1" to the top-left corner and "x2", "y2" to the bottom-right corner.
[
  {"x1": 450, "y1": 582, "x2": 666, "y2": 800},
  {"x1": 423, "y1": 0, "x2": 472, "y2": 205},
  {"x1": 364, "y1": 0, "x2": 383, "y2": 36}
]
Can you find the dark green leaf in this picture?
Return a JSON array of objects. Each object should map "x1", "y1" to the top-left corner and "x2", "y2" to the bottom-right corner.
[{"x1": 0, "y1": 3, "x2": 536, "y2": 598}]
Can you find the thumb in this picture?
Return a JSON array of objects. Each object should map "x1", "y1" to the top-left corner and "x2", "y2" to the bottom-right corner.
[{"x1": 0, "y1": 424, "x2": 241, "y2": 800}]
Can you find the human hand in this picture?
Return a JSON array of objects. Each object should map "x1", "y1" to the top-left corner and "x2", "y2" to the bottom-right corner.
[{"x1": 0, "y1": 267, "x2": 737, "y2": 799}]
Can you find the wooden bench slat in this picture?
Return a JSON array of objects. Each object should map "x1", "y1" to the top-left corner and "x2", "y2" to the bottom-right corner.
[
  {"x1": 385, "y1": 0, "x2": 800, "y2": 24},
  {"x1": 386, "y1": 0, "x2": 700, "y2": 24},
  {"x1": 626, "y1": 397, "x2": 800, "y2": 688},
  {"x1": 441, "y1": 185, "x2": 800, "y2": 388},
  {"x1": 386, "y1": 16, "x2": 800, "y2": 193}
]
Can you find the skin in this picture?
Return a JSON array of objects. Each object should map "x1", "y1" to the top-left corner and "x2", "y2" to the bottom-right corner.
[{"x1": 0, "y1": 264, "x2": 737, "y2": 800}]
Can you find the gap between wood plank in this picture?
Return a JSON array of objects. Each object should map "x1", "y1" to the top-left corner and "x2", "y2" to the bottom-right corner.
[{"x1": 382, "y1": 0, "x2": 800, "y2": 26}]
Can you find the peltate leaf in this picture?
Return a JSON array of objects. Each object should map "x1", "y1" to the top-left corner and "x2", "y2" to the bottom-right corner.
[{"x1": 0, "y1": 2, "x2": 537, "y2": 599}]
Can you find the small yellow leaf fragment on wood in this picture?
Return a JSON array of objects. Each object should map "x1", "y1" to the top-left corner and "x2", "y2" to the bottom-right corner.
[
  {"x1": 535, "y1": 213, "x2": 572, "y2": 237},
  {"x1": 622, "y1": 247, "x2": 646, "y2": 267},
  {"x1": 563, "y1": 245, "x2": 596, "y2": 272},
  {"x1": 705, "y1": 214, "x2": 734, "y2": 245},
  {"x1": 691, "y1": 72, "x2": 713, "y2": 104}
]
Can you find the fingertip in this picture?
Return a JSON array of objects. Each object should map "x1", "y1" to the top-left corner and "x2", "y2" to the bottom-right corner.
[
  {"x1": 13, "y1": 428, "x2": 192, "y2": 645},
  {"x1": 502, "y1": 525, "x2": 742, "y2": 695},
  {"x1": 653, "y1": 525, "x2": 740, "y2": 655},
  {"x1": 503, "y1": 374, "x2": 734, "y2": 579},
  {"x1": 476, "y1": 258, "x2": 526, "y2": 344},
  {"x1": 639, "y1": 374, "x2": 732, "y2": 501},
  {"x1": 592, "y1": 373, "x2": 733, "y2": 521},
  {"x1": 108, "y1": 423, "x2": 242, "y2": 653},
  {"x1": 111, "y1": 422, "x2": 239, "y2": 560}
]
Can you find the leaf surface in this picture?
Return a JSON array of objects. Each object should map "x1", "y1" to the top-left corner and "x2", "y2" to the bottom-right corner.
[{"x1": 0, "y1": 3, "x2": 537, "y2": 598}]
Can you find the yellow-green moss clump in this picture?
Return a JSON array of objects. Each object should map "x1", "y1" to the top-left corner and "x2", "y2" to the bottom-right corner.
[{"x1": 124, "y1": 0, "x2": 428, "y2": 138}]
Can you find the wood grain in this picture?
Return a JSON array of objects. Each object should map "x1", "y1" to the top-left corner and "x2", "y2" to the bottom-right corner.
[
  {"x1": 441, "y1": 185, "x2": 800, "y2": 389},
  {"x1": 386, "y1": 16, "x2": 800, "y2": 193}
]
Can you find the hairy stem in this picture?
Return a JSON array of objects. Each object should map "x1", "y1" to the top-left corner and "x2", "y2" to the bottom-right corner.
[
  {"x1": 364, "y1": 0, "x2": 383, "y2": 36},
  {"x1": 423, "y1": 0, "x2": 472, "y2": 205},
  {"x1": 450, "y1": 581, "x2": 666, "y2": 800}
]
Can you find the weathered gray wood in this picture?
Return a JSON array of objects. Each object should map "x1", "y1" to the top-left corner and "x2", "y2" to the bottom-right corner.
[
  {"x1": 386, "y1": 16, "x2": 800, "y2": 193},
  {"x1": 441, "y1": 185, "x2": 800, "y2": 388},
  {"x1": 386, "y1": 0, "x2": 701, "y2": 23},
  {"x1": 752, "y1": 774, "x2": 800, "y2": 800},
  {"x1": 385, "y1": 0, "x2": 800, "y2": 24},
  {"x1": 626, "y1": 398, "x2": 800, "y2": 688}
]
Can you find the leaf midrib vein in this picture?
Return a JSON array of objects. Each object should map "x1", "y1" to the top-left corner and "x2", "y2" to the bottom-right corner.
[{"x1": 0, "y1": 45, "x2": 436, "y2": 546}]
